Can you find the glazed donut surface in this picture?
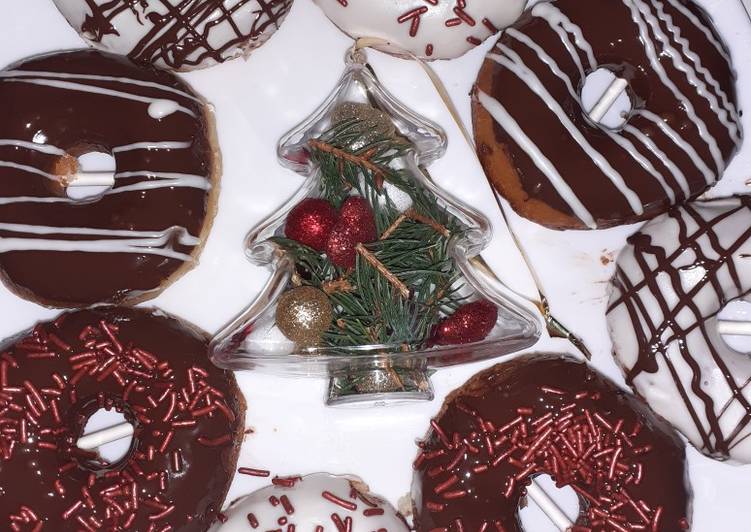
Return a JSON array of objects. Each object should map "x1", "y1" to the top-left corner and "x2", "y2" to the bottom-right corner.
[
  {"x1": 214, "y1": 473, "x2": 409, "y2": 531},
  {"x1": 313, "y1": 0, "x2": 525, "y2": 60},
  {"x1": 53, "y1": 0, "x2": 293, "y2": 71},
  {"x1": 473, "y1": 0, "x2": 742, "y2": 229},
  {"x1": 412, "y1": 353, "x2": 691, "y2": 531},
  {"x1": 0, "y1": 306, "x2": 245, "y2": 531},
  {"x1": 0, "y1": 49, "x2": 219, "y2": 307},
  {"x1": 609, "y1": 196, "x2": 751, "y2": 463}
]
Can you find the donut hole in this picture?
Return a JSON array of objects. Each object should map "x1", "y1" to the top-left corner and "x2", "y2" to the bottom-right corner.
[
  {"x1": 77, "y1": 408, "x2": 135, "y2": 468},
  {"x1": 518, "y1": 474, "x2": 579, "y2": 531},
  {"x1": 64, "y1": 149, "x2": 116, "y2": 201},
  {"x1": 581, "y1": 68, "x2": 633, "y2": 129},
  {"x1": 718, "y1": 299, "x2": 751, "y2": 353}
]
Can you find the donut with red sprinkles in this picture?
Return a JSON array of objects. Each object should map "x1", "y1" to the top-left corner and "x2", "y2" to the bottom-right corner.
[
  {"x1": 0, "y1": 307, "x2": 245, "y2": 531},
  {"x1": 412, "y1": 354, "x2": 691, "y2": 531}
]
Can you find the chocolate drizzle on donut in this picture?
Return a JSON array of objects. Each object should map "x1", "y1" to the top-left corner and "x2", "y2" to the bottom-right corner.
[
  {"x1": 0, "y1": 307, "x2": 244, "y2": 531},
  {"x1": 412, "y1": 354, "x2": 691, "y2": 532},
  {"x1": 0, "y1": 49, "x2": 217, "y2": 307},
  {"x1": 608, "y1": 196, "x2": 751, "y2": 461},
  {"x1": 472, "y1": 0, "x2": 741, "y2": 229},
  {"x1": 76, "y1": 0, "x2": 293, "y2": 70}
]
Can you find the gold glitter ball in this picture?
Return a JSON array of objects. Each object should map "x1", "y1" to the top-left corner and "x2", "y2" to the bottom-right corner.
[
  {"x1": 276, "y1": 286, "x2": 334, "y2": 345},
  {"x1": 331, "y1": 102, "x2": 395, "y2": 150}
]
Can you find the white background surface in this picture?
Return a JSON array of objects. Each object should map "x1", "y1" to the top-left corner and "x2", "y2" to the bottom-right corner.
[{"x1": 3, "y1": 0, "x2": 750, "y2": 530}]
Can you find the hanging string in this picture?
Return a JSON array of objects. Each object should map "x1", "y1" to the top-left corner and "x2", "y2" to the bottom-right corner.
[{"x1": 353, "y1": 37, "x2": 592, "y2": 360}]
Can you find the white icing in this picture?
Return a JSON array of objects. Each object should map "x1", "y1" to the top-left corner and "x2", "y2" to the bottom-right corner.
[
  {"x1": 312, "y1": 0, "x2": 525, "y2": 60},
  {"x1": 0, "y1": 224, "x2": 198, "y2": 261},
  {"x1": 488, "y1": 46, "x2": 645, "y2": 217},
  {"x1": 477, "y1": 90, "x2": 596, "y2": 229},
  {"x1": 0, "y1": 139, "x2": 66, "y2": 156},
  {"x1": 505, "y1": 27, "x2": 680, "y2": 201},
  {"x1": 2, "y1": 77, "x2": 194, "y2": 118},
  {"x1": 213, "y1": 473, "x2": 409, "y2": 532},
  {"x1": 0, "y1": 70, "x2": 201, "y2": 102},
  {"x1": 148, "y1": 99, "x2": 180, "y2": 119},
  {"x1": 625, "y1": 0, "x2": 724, "y2": 174},
  {"x1": 608, "y1": 197, "x2": 751, "y2": 464},
  {"x1": 478, "y1": 0, "x2": 740, "y2": 227},
  {"x1": 52, "y1": 0, "x2": 293, "y2": 71},
  {"x1": 113, "y1": 141, "x2": 192, "y2": 153}
]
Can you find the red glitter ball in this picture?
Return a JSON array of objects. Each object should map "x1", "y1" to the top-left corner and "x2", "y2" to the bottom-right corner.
[
  {"x1": 325, "y1": 196, "x2": 377, "y2": 268},
  {"x1": 339, "y1": 197, "x2": 377, "y2": 243},
  {"x1": 433, "y1": 300, "x2": 498, "y2": 345},
  {"x1": 284, "y1": 198, "x2": 338, "y2": 251},
  {"x1": 326, "y1": 225, "x2": 358, "y2": 269}
]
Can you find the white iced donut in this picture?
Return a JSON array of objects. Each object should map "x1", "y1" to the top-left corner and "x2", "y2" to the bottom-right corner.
[
  {"x1": 52, "y1": 0, "x2": 293, "y2": 71},
  {"x1": 608, "y1": 196, "x2": 751, "y2": 464},
  {"x1": 214, "y1": 473, "x2": 409, "y2": 531},
  {"x1": 312, "y1": 0, "x2": 526, "y2": 60}
]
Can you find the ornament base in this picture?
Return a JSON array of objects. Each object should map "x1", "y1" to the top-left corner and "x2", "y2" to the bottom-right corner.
[{"x1": 326, "y1": 366, "x2": 433, "y2": 407}]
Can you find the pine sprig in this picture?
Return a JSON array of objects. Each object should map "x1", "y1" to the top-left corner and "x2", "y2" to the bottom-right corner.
[{"x1": 274, "y1": 111, "x2": 469, "y2": 352}]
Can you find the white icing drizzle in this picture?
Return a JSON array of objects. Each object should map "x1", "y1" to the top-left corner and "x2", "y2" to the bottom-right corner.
[
  {"x1": 0, "y1": 161, "x2": 59, "y2": 181},
  {"x1": 0, "y1": 224, "x2": 198, "y2": 261},
  {"x1": 531, "y1": 3, "x2": 596, "y2": 74},
  {"x1": 113, "y1": 141, "x2": 192, "y2": 153},
  {"x1": 662, "y1": 0, "x2": 733, "y2": 64},
  {"x1": 477, "y1": 90, "x2": 597, "y2": 228},
  {"x1": 477, "y1": 0, "x2": 740, "y2": 227},
  {"x1": 0, "y1": 70, "x2": 201, "y2": 102},
  {"x1": 625, "y1": 0, "x2": 724, "y2": 174},
  {"x1": 505, "y1": 28, "x2": 681, "y2": 201},
  {"x1": 113, "y1": 171, "x2": 212, "y2": 192},
  {"x1": 635, "y1": 109, "x2": 715, "y2": 184},
  {"x1": 0, "y1": 139, "x2": 66, "y2": 156},
  {"x1": 1, "y1": 77, "x2": 195, "y2": 118},
  {"x1": 642, "y1": 0, "x2": 741, "y2": 145},
  {"x1": 488, "y1": 45, "x2": 645, "y2": 216},
  {"x1": 148, "y1": 99, "x2": 180, "y2": 119}
]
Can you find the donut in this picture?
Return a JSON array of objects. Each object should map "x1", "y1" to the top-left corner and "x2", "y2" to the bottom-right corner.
[
  {"x1": 52, "y1": 0, "x2": 293, "y2": 71},
  {"x1": 0, "y1": 306, "x2": 245, "y2": 531},
  {"x1": 0, "y1": 49, "x2": 219, "y2": 307},
  {"x1": 472, "y1": 0, "x2": 742, "y2": 230},
  {"x1": 608, "y1": 196, "x2": 751, "y2": 464},
  {"x1": 312, "y1": 0, "x2": 525, "y2": 60},
  {"x1": 213, "y1": 473, "x2": 409, "y2": 531},
  {"x1": 412, "y1": 353, "x2": 691, "y2": 531}
]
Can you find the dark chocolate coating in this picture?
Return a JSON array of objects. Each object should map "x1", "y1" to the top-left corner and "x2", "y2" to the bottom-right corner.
[
  {"x1": 472, "y1": 0, "x2": 741, "y2": 230},
  {"x1": 412, "y1": 354, "x2": 692, "y2": 531},
  {"x1": 0, "y1": 49, "x2": 218, "y2": 307},
  {"x1": 0, "y1": 307, "x2": 244, "y2": 531}
]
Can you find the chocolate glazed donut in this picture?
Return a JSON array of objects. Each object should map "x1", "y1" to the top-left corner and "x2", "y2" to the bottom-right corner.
[
  {"x1": 0, "y1": 306, "x2": 245, "y2": 531},
  {"x1": 412, "y1": 354, "x2": 692, "y2": 531},
  {"x1": 0, "y1": 49, "x2": 220, "y2": 307},
  {"x1": 473, "y1": 0, "x2": 741, "y2": 230}
]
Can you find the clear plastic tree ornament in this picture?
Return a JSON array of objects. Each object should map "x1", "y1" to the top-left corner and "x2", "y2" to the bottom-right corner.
[{"x1": 210, "y1": 48, "x2": 541, "y2": 406}]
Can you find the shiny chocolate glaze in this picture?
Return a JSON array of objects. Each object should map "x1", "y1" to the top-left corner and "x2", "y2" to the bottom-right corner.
[
  {"x1": 0, "y1": 49, "x2": 217, "y2": 307},
  {"x1": 0, "y1": 307, "x2": 244, "y2": 531},
  {"x1": 472, "y1": 0, "x2": 741, "y2": 229},
  {"x1": 412, "y1": 354, "x2": 691, "y2": 531}
]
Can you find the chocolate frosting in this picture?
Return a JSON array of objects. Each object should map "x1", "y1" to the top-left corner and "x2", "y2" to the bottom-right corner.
[
  {"x1": 0, "y1": 49, "x2": 217, "y2": 307},
  {"x1": 472, "y1": 0, "x2": 741, "y2": 229},
  {"x1": 0, "y1": 306, "x2": 244, "y2": 531},
  {"x1": 412, "y1": 354, "x2": 692, "y2": 531}
]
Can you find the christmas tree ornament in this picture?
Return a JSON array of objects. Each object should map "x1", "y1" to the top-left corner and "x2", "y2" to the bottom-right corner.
[
  {"x1": 211, "y1": 47, "x2": 540, "y2": 406},
  {"x1": 276, "y1": 286, "x2": 334, "y2": 345},
  {"x1": 432, "y1": 300, "x2": 499, "y2": 345},
  {"x1": 285, "y1": 198, "x2": 338, "y2": 251}
]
